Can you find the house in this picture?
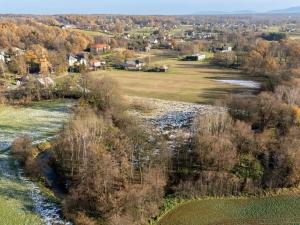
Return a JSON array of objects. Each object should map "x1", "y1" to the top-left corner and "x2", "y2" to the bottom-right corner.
[
  {"x1": 90, "y1": 60, "x2": 106, "y2": 69},
  {"x1": 61, "y1": 24, "x2": 76, "y2": 30},
  {"x1": 124, "y1": 60, "x2": 145, "y2": 71},
  {"x1": 185, "y1": 54, "x2": 206, "y2": 61},
  {"x1": 67, "y1": 54, "x2": 78, "y2": 67},
  {"x1": 0, "y1": 52, "x2": 5, "y2": 62},
  {"x1": 91, "y1": 44, "x2": 111, "y2": 54},
  {"x1": 67, "y1": 54, "x2": 88, "y2": 67},
  {"x1": 185, "y1": 30, "x2": 195, "y2": 38},
  {"x1": 76, "y1": 53, "x2": 88, "y2": 66},
  {"x1": 159, "y1": 65, "x2": 169, "y2": 72},
  {"x1": 221, "y1": 46, "x2": 232, "y2": 53}
]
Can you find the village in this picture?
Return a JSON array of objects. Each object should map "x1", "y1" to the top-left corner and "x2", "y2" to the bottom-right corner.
[
  {"x1": 3, "y1": 14, "x2": 296, "y2": 92},
  {"x1": 0, "y1": 11, "x2": 300, "y2": 225}
]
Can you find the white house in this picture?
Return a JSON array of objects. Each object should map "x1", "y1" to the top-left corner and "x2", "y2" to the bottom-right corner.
[
  {"x1": 124, "y1": 60, "x2": 145, "y2": 71},
  {"x1": 185, "y1": 54, "x2": 206, "y2": 61},
  {"x1": 67, "y1": 55, "x2": 77, "y2": 67},
  {"x1": 0, "y1": 52, "x2": 5, "y2": 62},
  {"x1": 221, "y1": 47, "x2": 232, "y2": 53}
]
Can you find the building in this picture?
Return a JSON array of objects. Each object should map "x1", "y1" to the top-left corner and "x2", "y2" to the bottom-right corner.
[
  {"x1": 124, "y1": 60, "x2": 145, "y2": 71},
  {"x1": 159, "y1": 65, "x2": 169, "y2": 72},
  {"x1": 76, "y1": 53, "x2": 88, "y2": 66},
  {"x1": 90, "y1": 60, "x2": 106, "y2": 69},
  {"x1": 213, "y1": 46, "x2": 233, "y2": 53},
  {"x1": 67, "y1": 55, "x2": 78, "y2": 67},
  {"x1": 0, "y1": 52, "x2": 5, "y2": 62},
  {"x1": 67, "y1": 54, "x2": 88, "y2": 67},
  {"x1": 185, "y1": 54, "x2": 206, "y2": 61},
  {"x1": 91, "y1": 44, "x2": 111, "y2": 55},
  {"x1": 221, "y1": 46, "x2": 232, "y2": 53},
  {"x1": 60, "y1": 24, "x2": 76, "y2": 30}
]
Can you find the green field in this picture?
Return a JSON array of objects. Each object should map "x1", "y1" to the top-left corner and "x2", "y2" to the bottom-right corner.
[
  {"x1": 158, "y1": 194, "x2": 300, "y2": 225},
  {"x1": 72, "y1": 28, "x2": 113, "y2": 37},
  {"x1": 129, "y1": 26, "x2": 156, "y2": 36},
  {"x1": 0, "y1": 100, "x2": 71, "y2": 225},
  {"x1": 0, "y1": 153, "x2": 43, "y2": 225},
  {"x1": 90, "y1": 51, "x2": 258, "y2": 103}
]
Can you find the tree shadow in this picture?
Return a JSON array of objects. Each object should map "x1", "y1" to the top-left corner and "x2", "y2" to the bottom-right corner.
[{"x1": 196, "y1": 86, "x2": 259, "y2": 104}]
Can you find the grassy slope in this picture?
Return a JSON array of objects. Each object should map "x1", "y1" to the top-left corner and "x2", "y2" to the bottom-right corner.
[
  {"x1": 0, "y1": 163, "x2": 42, "y2": 225},
  {"x1": 90, "y1": 51, "x2": 258, "y2": 103},
  {"x1": 0, "y1": 100, "x2": 71, "y2": 225},
  {"x1": 158, "y1": 194, "x2": 300, "y2": 225}
]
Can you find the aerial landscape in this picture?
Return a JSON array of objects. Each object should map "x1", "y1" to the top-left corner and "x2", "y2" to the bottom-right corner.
[{"x1": 0, "y1": 0, "x2": 300, "y2": 224}]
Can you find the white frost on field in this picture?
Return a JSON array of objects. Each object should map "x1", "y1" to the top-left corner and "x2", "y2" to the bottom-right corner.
[
  {"x1": 0, "y1": 100, "x2": 72, "y2": 225},
  {"x1": 217, "y1": 80, "x2": 261, "y2": 88},
  {"x1": 129, "y1": 97, "x2": 222, "y2": 146},
  {"x1": 17, "y1": 162, "x2": 72, "y2": 225}
]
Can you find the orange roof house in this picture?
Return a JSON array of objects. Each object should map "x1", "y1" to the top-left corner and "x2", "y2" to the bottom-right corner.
[{"x1": 91, "y1": 44, "x2": 111, "y2": 54}]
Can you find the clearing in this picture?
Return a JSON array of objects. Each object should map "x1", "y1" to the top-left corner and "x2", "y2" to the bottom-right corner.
[{"x1": 90, "y1": 51, "x2": 260, "y2": 103}]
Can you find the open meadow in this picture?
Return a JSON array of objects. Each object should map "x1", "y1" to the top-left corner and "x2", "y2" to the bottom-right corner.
[
  {"x1": 90, "y1": 51, "x2": 259, "y2": 103},
  {"x1": 158, "y1": 194, "x2": 300, "y2": 225}
]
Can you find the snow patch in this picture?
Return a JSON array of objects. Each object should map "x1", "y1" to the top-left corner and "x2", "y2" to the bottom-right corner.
[{"x1": 217, "y1": 80, "x2": 261, "y2": 88}]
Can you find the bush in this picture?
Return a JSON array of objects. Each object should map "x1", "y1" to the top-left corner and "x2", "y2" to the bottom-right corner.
[
  {"x1": 11, "y1": 135, "x2": 34, "y2": 165},
  {"x1": 11, "y1": 135, "x2": 40, "y2": 176}
]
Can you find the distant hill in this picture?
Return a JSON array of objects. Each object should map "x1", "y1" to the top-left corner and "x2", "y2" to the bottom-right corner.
[
  {"x1": 269, "y1": 6, "x2": 300, "y2": 14},
  {"x1": 194, "y1": 7, "x2": 300, "y2": 15},
  {"x1": 193, "y1": 11, "x2": 226, "y2": 15},
  {"x1": 194, "y1": 10, "x2": 256, "y2": 15}
]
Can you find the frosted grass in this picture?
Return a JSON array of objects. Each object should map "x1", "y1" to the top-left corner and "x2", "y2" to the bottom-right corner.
[
  {"x1": 217, "y1": 80, "x2": 261, "y2": 88},
  {"x1": 0, "y1": 100, "x2": 72, "y2": 225}
]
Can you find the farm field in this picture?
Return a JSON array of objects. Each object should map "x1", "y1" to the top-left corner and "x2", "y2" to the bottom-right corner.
[
  {"x1": 90, "y1": 52, "x2": 260, "y2": 103},
  {"x1": 158, "y1": 194, "x2": 300, "y2": 225}
]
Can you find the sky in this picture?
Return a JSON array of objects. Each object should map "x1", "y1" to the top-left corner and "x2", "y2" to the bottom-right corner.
[{"x1": 0, "y1": 0, "x2": 299, "y2": 15}]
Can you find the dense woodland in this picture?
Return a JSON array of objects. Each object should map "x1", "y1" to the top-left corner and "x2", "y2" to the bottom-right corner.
[{"x1": 4, "y1": 14, "x2": 300, "y2": 225}]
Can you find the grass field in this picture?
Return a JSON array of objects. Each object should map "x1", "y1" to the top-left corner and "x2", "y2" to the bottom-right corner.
[
  {"x1": 0, "y1": 100, "x2": 71, "y2": 225},
  {"x1": 158, "y1": 194, "x2": 300, "y2": 225},
  {"x1": 0, "y1": 155, "x2": 43, "y2": 225},
  {"x1": 90, "y1": 51, "x2": 259, "y2": 103},
  {"x1": 129, "y1": 26, "x2": 156, "y2": 36},
  {"x1": 72, "y1": 28, "x2": 113, "y2": 37},
  {"x1": 289, "y1": 32, "x2": 300, "y2": 40}
]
